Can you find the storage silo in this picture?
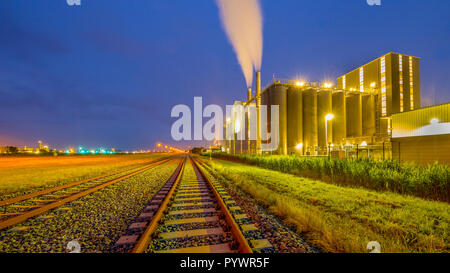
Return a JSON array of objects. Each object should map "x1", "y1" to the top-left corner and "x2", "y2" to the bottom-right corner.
[
  {"x1": 346, "y1": 93, "x2": 363, "y2": 138},
  {"x1": 287, "y1": 86, "x2": 303, "y2": 154},
  {"x1": 270, "y1": 84, "x2": 287, "y2": 154},
  {"x1": 332, "y1": 91, "x2": 346, "y2": 145},
  {"x1": 317, "y1": 90, "x2": 332, "y2": 154},
  {"x1": 302, "y1": 88, "x2": 318, "y2": 155},
  {"x1": 362, "y1": 94, "x2": 376, "y2": 137},
  {"x1": 261, "y1": 88, "x2": 271, "y2": 150}
]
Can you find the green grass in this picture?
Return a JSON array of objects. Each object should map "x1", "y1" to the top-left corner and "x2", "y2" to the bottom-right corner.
[
  {"x1": 199, "y1": 158, "x2": 450, "y2": 253},
  {"x1": 209, "y1": 153, "x2": 450, "y2": 202}
]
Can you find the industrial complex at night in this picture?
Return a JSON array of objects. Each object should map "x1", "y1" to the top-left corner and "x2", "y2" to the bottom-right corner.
[
  {"x1": 224, "y1": 52, "x2": 449, "y2": 165},
  {"x1": 1, "y1": 0, "x2": 448, "y2": 257}
]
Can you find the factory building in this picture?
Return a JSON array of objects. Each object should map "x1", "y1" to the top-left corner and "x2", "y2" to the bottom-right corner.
[
  {"x1": 259, "y1": 81, "x2": 382, "y2": 156},
  {"x1": 391, "y1": 103, "x2": 450, "y2": 165},
  {"x1": 223, "y1": 52, "x2": 449, "y2": 165}
]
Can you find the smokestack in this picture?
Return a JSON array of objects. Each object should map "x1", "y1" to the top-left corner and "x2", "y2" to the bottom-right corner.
[
  {"x1": 256, "y1": 72, "x2": 261, "y2": 96},
  {"x1": 248, "y1": 88, "x2": 252, "y2": 101},
  {"x1": 256, "y1": 71, "x2": 261, "y2": 153}
]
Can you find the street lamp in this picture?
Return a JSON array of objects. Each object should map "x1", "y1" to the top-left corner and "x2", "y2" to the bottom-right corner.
[
  {"x1": 296, "y1": 143, "x2": 303, "y2": 154},
  {"x1": 430, "y1": 118, "x2": 439, "y2": 124},
  {"x1": 225, "y1": 117, "x2": 232, "y2": 154},
  {"x1": 234, "y1": 119, "x2": 241, "y2": 133},
  {"x1": 325, "y1": 114, "x2": 334, "y2": 156}
]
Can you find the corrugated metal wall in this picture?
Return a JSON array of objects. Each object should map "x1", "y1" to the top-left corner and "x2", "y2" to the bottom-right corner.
[{"x1": 392, "y1": 103, "x2": 450, "y2": 138}]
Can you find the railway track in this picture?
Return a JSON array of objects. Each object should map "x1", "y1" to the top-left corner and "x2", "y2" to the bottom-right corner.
[
  {"x1": 114, "y1": 156, "x2": 274, "y2": 253},
  {"x1": 0, "y1": 157, "x2": 171, "y2": 231}
]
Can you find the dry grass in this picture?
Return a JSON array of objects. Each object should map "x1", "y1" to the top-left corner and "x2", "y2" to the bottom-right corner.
[{"x1": 0, "y1": 155, "x2": 162, "y2": 200}]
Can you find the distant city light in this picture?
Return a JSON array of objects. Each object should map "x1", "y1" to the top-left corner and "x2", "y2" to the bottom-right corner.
[
  {"x1": 360, "y1": 141, "x2": 368, "y2": 147},
  {"x1": 323, "y1": 83, "x2": 333, "y2": 88},
  {"x1": 325, "y1": 114, "x2": 335, "y2": 121},
  {"x1": 296, "y1": 143, "x2": 303, "y2": 150},
  {"x1": 296, "y1": 81, "x2": 305, "y2": 87}
]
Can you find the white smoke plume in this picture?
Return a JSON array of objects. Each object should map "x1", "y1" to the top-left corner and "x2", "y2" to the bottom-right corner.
[{"x1": 216, "y1": 0, "x2": 263, "y2": 87}]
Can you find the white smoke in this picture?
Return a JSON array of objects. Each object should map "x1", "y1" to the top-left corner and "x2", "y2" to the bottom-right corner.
[{"x1": 216, "y1": 0, "x2": 263, "y2": 87}]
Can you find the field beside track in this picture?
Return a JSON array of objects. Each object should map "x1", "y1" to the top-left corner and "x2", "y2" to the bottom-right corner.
[
  {"x1": 0, "y1": 159, "x2": 179, "y2": 253},
  {"x1": 0, "y1": 155, "x2": 164, "y2": 201},
  {"x1": 200, "y1": 157, "x2": 450, "y2": 253}
]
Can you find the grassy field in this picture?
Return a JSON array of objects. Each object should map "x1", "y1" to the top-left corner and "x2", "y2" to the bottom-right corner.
[
  {"x1": 210, "y1": 153, "x2": 450, "y2": 202},
  {"x1": 0, "y1": 154, "x2": 163, "y2": 201},
  {"x1": 200, "y1": 157, "x2": 450, "y2": 253}
]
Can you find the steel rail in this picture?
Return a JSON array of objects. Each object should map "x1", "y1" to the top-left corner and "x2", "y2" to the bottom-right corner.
[
  {"x1": 191, "y1": 156, "x2": 253, "y2": 253},
  {"x1": 0, "y1": 158, "x2": 172, "y2": 231},
  {"x1": 131, "y1": 157, "x2": 186, "y2": 253},
  {"x1": 0, "y1": 157, "x2": 169, "y2": 207}
]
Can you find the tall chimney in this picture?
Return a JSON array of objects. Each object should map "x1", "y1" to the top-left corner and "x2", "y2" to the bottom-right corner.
[
  {"x1": 256, "y1": 72, "x2": 261, "y2": 153},
  {"x1": 247, "y1": 88, "x2": 252, "y2": 101}
]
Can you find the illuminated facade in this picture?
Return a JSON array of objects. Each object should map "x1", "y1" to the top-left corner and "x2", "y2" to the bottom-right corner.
[{"x1": 337, "y1": 52, "x2": 421, "y2": 116}]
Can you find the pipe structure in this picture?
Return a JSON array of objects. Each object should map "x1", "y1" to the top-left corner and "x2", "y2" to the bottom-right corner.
[
  {"x1": 248, "y1": 88, "x2": 252, "y2": 101},
  {"x1": 256, "y1": 72, "x2": 262, "y2": 154}
]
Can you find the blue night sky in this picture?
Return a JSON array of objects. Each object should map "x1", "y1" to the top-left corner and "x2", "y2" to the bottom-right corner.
[{"x1": 1, "y1": 0, "x2": 449, "y2": 150}]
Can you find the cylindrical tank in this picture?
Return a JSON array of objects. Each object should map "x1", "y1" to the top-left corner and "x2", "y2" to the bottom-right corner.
[
  {"x1": 261, "y1": 89, "x2": 270, "y2": 151},
  {"x1": 362, "y1": 94, "x2": 376, "y2": 136},
  {"x1": 270, "y1": 84, "x2": 287, "y2": 154},
  {"x1": 302, "y1": 88, "x2": 318, "y2": 155},
  {"x1": 287, "y1": 86, "x2": 303, "y2": 154},
  {"x1": 317, "y1": 90, "x2": 332, "y2": 154},
  {"x1": 346, "y1": 93, "x2": 362, "y2": 138},
  {"x1": 332, "y1": 91, "x2": 346, "y2": 145}
]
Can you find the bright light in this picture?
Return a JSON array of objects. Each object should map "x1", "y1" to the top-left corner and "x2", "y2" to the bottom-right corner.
[
  {"x1": 323, "y1": 83, "x2": 332, "y2": 88},
  {"x1": 296, "y1": 143, "x2": 303, "y2": 150},
  {"x1": 157, "y1": 143, "x2": 162, "y2": 147},
  {"x1": 164, "y1": 145, "x2": 168, "y2": 149},
  {"x1": 296, "y1": 81, "x2": 305, "y2": 87},
  {"x1": 226, "y1": 118, "x2": 231, "y2": 123},
  {"x1": 360, "y1": 141, "x2": 368, "y2": 147},
  {"x1": 370, "y1": 82, "x2": 376, "y2": 88},
  {"x1": 325, "y1": 114, "x2": 334, "y2": 121},
  {"x1": 234, "y1": 120, "x2": 241, "y2": 133},
  {"x1": 430, "y1": 118, "x2": 439, "y2": 124}
]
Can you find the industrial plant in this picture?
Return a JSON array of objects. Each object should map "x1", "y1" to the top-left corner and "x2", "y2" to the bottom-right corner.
[{"x1": 224, "y1": 52, "x2": 450, "y2": 165}]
